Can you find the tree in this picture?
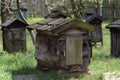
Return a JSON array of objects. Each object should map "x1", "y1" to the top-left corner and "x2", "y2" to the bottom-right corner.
[
  {"x1": 70, "y1": 0, "x2": 86, "y2": 19},
  {"x1": 94, "y1": 0, "x2": 100, "y2": 14},
  {"x1": 109, "y1": 0, "x2": 117, "y2": 20},
  {"x1": 1, "y1": 0, "x2": 12, "y2": 23},
  {"x1": 1, "y1": 0, "x2": 7, "y2": 23}
]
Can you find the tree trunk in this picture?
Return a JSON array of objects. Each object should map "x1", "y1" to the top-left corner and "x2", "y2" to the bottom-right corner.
[
  {"x1": 1, "y1": 0, "x2": 7, "y2": 23},
  {"x1": 70, "y1": 0, "x2": 86, "y2": 19},
  {"x1": 1, "y1": 0, "x2": 6, "y2": 51}
]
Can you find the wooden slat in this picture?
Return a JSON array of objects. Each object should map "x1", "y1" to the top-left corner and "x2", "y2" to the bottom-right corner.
[
  {"x1": 37, "y1": 25, "x2": 54, "y2": 31},
  {"x1": 116, "y1": 32, "x2": 120, "y2": 56},
  {"x1": 38, "y1": 18, "x2": 55, "y2": 24},
  {"x1": 28, "y1": 18, "x2": 57, "y2": 29},
  {"x1": 42, "y1": 26, "x2": 53, "y2": 30},
  {"x1": 112, "y1": 32, "x2": 117, "y2": 56},
  {"x1": 66, "y1": 37, "x2": 83, "y2": 65},
  {"x1": 37, "y1": 25, "x2": 50, "y2": 30},
  {"x1": 28, "y1": 24, "x2": 42, "y2": 29},
  {"x1": 48, "y1": 18, "x2": 64, "y2": 25},
  {"x1": 115, "y1": 32, "x2": 117, "y2": 56},
  {"x1": 91, "y1": 25, "x2": 102, "y2": 42},
  {"x1": 111, "y1": 32, "x2": 113, "y2": 56}
]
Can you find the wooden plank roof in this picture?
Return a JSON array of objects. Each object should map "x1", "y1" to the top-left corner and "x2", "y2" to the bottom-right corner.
[
  {"x1": 27, "y1": 18, "x2": 72, "y2": 30},
  {"x1": 106, "y1": 20, "x2": 120, "y2": 28},
  {"x1": 27, "y1": 18, "x2": 98, "y2": 34}
]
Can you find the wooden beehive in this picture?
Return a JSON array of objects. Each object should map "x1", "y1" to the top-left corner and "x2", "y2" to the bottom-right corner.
[
  {"x1": 106, "y1": 20, "x2": 120, "y2": 57},
  {"x1": 81, "y1": 13, "x2": 103, "y2": 57},
  {"x1": 2, "y1": 18, "x2": 28, "y2": 53},
  {"x1": 27, "y1": 15, "x2": 98, "y2": 72},
  {"x1": 81, "y1": 13, "x2": 103, "y2": 44}
]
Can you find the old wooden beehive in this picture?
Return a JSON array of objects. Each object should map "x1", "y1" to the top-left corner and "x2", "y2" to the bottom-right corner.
[
  {"x1": 2, "y1": 18, "x2": 28, "y2": 53},
  {"x1": 28, "y1": 13, "x2": 97, "y2": 72},
  {"x1": 81, "y1": 13, "x2": 103, "y2": 45},
  {"x1": 106, "y1": 20, "x2": 120, "y2": 57}
]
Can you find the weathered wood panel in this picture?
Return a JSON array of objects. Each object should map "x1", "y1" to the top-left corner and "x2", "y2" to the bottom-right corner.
[
  {"x1": 66, "y1": 37, "x2": 82, "y2": 65},
  {"x1": 91, "y1": 24, "x2": 102, "y2": 42},
  {"x1": 3, "y1": 28, "x2": 26, "y2": 52},
  {"x1": 110, "y1": 29, "x2": 120, "y2": 57},
  {"x1": 115, "y1": 31, "x2": 120, "y2": 57}
]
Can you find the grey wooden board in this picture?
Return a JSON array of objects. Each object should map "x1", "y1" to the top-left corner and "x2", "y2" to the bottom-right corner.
[
  {"x1": 66, "y1": 37, "x2": 83, "y2": 65},
  {"x1": 116, "y1": 32, "x2": 120, "y2": 56},
  {"x1": 12, "y1": 75, "x2": 38, "y2": 80},
  {"x1": 27, "y1": 18, "x2": 56, "y2": 29},
  {"x1": 3, "y1": 29, "x2": 26, "y2": 52},
  {"x1": 27, "y1": 18, "x2": 72, "y2": 30},
  {"x1": 37, "y1": 25, "x2": 50, "y2": 30},
  {"x1": 48, "y1": 18, "x2": 65, "y2": 25},
  {"x1": 92, "y1": 31, "x2": 102, "y2": 42}
]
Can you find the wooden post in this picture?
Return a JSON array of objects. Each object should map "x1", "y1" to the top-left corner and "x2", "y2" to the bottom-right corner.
[{"x1": 100, "y1": 0, "x2": 103, "y2": 16}]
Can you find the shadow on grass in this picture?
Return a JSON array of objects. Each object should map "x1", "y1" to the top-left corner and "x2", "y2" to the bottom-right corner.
[
  {"x1": 12, "y1": 67, "x2": 38, "y2": 75},
  {"x1": 37, "y1": 70, "x2": 82, "y2": 80},
  {"x1": 92, "y1": 53, "x2": 111, "y2": 59},
  {"x1": 12, "y1": 67, "x2": 81, "y2": 80},
  {"x1": 12, "y1": 67, "x2": 39, "y2": 80}
]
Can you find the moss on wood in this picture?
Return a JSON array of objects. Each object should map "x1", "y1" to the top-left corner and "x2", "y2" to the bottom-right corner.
[{"x1": 52, "y1": 19, "x2": 99, "y2": 34}]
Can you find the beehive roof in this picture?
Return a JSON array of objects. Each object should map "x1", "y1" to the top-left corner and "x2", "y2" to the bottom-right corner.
[
  {"x1": 27, "y1": 18, "x2": 98, "y2": 34},
  {"x1": 2, "y1": 18, "x2": 28, "y2": 28},
  {"x1": 81, "y1": 14, "x2": 103, "y2": 23},
  {"x1": 106, "y1": 20, "x2": 120, "y2": 28}
]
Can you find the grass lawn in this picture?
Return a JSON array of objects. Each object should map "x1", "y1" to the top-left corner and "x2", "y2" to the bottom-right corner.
[
  {"x1": 0, "y1": 18, "x2": 120, "y2": 80},
  {"x1": 28, "y1": 17, "x2": 44, "y2": 24}
]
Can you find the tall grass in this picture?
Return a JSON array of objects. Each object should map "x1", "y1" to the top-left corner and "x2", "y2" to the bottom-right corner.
[{"x1": 0, "y1": 52, "x2": 37, "y2": 80}]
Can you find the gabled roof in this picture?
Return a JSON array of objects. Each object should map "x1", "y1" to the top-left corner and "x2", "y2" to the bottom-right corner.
[
  {"x1": 106, "y1": 20, "x2": 120, "y2": 28},
  {"x1": 81, "y1": 14, "x2": 103, "y2": 23},
  {"x1": 86, "y1": 15, "x2": 103, "y2": 23},
  {"x1": 27, "y1": 18, "x2": 71, "y2": 30},
  {"x1": 2, "y1": 18, "x2": 28, "y2": 28},
  {"x1": 27, "y1": 18, "x2": 98, "y2": 34},
  {"x1": 81, "y1": 13, "x2": 93, "y2": 21}
]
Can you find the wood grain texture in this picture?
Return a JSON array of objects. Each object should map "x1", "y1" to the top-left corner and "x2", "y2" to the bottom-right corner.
[{"x1": 66, "y1": 37, "x2": 83, "y2": 65}]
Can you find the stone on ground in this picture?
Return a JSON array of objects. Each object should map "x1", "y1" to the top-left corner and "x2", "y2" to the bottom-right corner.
[{"x1": 104, "y1": 72, "x2": 120, "y2": 80}]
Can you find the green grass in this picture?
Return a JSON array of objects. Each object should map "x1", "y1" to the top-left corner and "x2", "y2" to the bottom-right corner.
[
  {"x1": 28, "y1": 17, "x2": 44, "y2": 24},
  {"x1": 0, "y1": 18, "x2": 120, "y2": 80}
]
